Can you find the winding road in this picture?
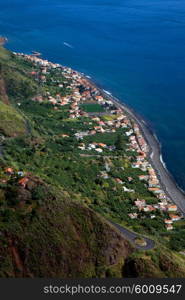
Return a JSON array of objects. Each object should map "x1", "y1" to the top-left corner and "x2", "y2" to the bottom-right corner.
[{"x1": 110, "y1": 221, "x2": 155, "y2": 250}]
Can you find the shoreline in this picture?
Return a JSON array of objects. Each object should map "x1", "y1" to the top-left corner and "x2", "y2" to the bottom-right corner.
[
  {"x1": 11, "y1": 49, "x2": 185, "y2": 216},
  {"x1": 83, "y1": 74, "x2": 185, "y2": 216}
]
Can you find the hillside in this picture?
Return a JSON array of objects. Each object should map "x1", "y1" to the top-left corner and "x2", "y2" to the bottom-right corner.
[
  {"x1": 0, "y1": 101, "x2": 26, "y2": 137},
  {"x1": 0, "y1": 175, "x2": 134, "y2": 277},
  {"x1": 0, "y1": 45, "x2": 185, "y2": 277}
]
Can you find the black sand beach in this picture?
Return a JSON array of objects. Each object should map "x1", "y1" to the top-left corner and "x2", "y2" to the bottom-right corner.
[
  {"x1": 106, "y1": 92, "x2": 185, "y2": 216},
  {"x1": 84, "y1": 75, "x2": 185, "y2": 216}
]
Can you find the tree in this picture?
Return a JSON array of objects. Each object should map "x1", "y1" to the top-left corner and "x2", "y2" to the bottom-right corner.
[{"x1": 115, "y1": 134, "x2": 125, "y2": 151}]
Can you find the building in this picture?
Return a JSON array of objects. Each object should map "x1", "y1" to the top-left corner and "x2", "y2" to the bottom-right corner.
[
  {"x1": 167, "y1": 205, "x2": 178, "y2": 212},
  {"x1": 169, "y1": 215, "x2": 181, "y2": 222},
  {"x1": 166, "y1": 224, "x2": 173, "y2": 231}
]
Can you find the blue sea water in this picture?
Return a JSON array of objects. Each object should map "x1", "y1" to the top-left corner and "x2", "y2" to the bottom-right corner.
[{"x1": 0, "y1": 0, "x2": 185, "y2": 190}]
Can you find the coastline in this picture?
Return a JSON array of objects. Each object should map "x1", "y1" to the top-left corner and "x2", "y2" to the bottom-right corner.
[
  {"x1": 83, "y1": 74, "x2": 185, "y2": 216},
  {"x1": 10, "y1": 49, "x2": 185, "y2": 216}
]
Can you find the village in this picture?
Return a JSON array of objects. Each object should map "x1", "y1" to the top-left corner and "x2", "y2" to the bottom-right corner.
[{"x1": 2, "y1": 51, "x2": 182, "y2": 231}]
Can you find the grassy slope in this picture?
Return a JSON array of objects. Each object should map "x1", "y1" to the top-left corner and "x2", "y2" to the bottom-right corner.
[
  {"x1": 0, "y1": 101, "x2": 26, "y2": 137},
  {"x1": 0, "y1": 47, "x2": 134, "y2": 277},
  {"x1": 0, "y1": 46, "x2": 38, "y2": 137},
  {"x1": 0, "y1": 46, "x2": 185, "y2": 277},
  {"x1": 123, "y1": 248, "x2": 185, "y2": 278},
  {"x1": 0, "y1": 177, "x2": 133, "y2": 278}
]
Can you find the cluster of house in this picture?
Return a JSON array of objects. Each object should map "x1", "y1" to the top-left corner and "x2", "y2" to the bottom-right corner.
[
  {"x1": 127, "y1": 134, "x2": 183, "y2": 230},
  {"x1": 15, "y1": 52, "x2": 61, "y2": 70},
  {"x1": 78, "y1": 142, "x2": 115, "y2": 153},
  {"x1": 132, "y1": 123, "x2": 148, "y2": 153},
  {"x1": 14, "y1": 52, "x2": 184, "y2": 231},
  {"x1": 16, "y1": 53, "x2": 139, "y2": 134},
  {"x1": 0, "y1": 167, "x2": 30, "y2": 188},
  {"x1": 138, "y1": 166, "x2": 161, "y2": 189},
  {"x1": 130, "y1": 199, "x2": 182, "y2": 230},
  {"x1": 16, "y1": 52, "x2": 119, "y2": 119},
  {"x1": 122, "y1": 119, "x2": 183, "y2": 230},
  {"x1": 74, "y1": 113, "x2": 134, "y2": 146}
]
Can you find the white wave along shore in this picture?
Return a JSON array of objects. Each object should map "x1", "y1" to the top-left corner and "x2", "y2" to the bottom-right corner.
[{"x1": 160, "y1": 154, "x2": 167, "y2": 170}]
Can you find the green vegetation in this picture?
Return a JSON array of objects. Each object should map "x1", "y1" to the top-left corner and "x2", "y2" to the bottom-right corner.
[
  {"x1": 80, "y1": 103, "x2": 105, "y2": 113},
  {"x1": 168, "y1": 230, "x2": 185, "y2": 252},
  {"x1": 115, "y1": 134, "x2": 125, "y2": 151},
  {"x1": 0, "y1": 101, "x2": 26, "y2": 137},
  {"x1": 0, "y1": 48, "x2": 38, "y2": 101},
  {"x1": 123, "y1": 247, "x2": 185, "y2": 278},
  {"x1": 0, "y1": 175, "x2": 133, "y2": 277},
  {"x1": 0, "y1": 46, "x2": 11, "y2": 61},
  {"x1": 0, "y1": 45, "x2": 185, "y2": 278},
  {"x1": 134, "y1": 237, "x2": 147, "y2": 247},
  {"x1": 102, "y1": 114, "x2": 118, "y2": 121}
]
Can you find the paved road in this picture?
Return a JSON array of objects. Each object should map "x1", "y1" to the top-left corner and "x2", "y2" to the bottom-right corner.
[
  {"x1": 80, "y1": 154, "x2": 120, "y2": 158},
  {"x1": 110, "y1": 221, "x2": 155, "y2": 250}
]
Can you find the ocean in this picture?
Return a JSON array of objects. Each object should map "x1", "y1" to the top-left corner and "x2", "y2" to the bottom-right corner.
[{"x1": 0, "y1": 0, "x2": 185, "y2": 190}]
